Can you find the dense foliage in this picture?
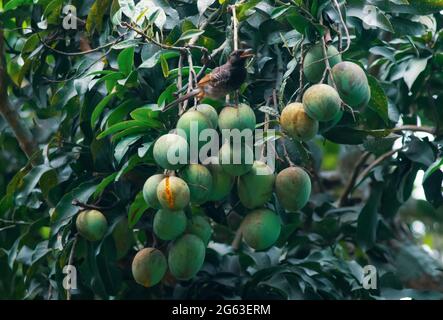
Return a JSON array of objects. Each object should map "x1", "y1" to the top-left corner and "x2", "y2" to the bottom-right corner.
[{"x1": 1, "y1": 0, "x2": 443, "y2": 300}]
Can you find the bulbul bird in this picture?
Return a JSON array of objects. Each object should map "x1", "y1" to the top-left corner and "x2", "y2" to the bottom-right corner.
[{"x1": 163, "y1": 49, "x2": 254, "y2": 111}]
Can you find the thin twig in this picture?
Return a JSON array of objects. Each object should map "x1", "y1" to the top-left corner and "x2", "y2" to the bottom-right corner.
[
  {"x1": 230, "y1": 4, "x2": 240, "y2": 105},
  {"x1": 332, "y1": 0, "x2": 350, "y2": 54},
  {"x1": 175, "y1": 40, "x2": 228, "y2": 96},
  {"x1": 0, "y1": 218, "x2": 32, "y2": 225},
  {"x1": 177, "y1": 52, "x2": 184, "y2": 115},
  {"x1": 231, "y1": 5, "x2": 239, "y2": 51},
  {"x1": 280, "y1": 138, "x2": 295, "y2": 167},
  {"x1": 303, "y1": 0, "x2": 351, "y2": 69},
  {"x1": 122, "y1": 22, "x2": 187, "y2": 52},
  {"x1": 320, "y1": 28, "x2": 334, "y2": 85},
  {"x1": 72, "y1": 199, "x2": 118, "y2": 211},
  {"x1": 356, "y1": 148, "x2": 404, "y2": 185},
  {"x1": 321, "y1": 31, "x2": 355, "y2": 120},
  {"x1": 296, "y1": 42, "x2": 305, "y2": 102},
  {"x1": 183, "y1": 51, "x2": 198, "y2": 110},
  {"x1": 36, "y1": 32, "x2": 126, "y2": 56},
  {"x1": 231, "y1": 225, "x2": 243, "y2": 251},
  {"x1": 391, "y1": 125, "x2": 436, "y2": 135},
  {"x1": 338, "y1": 151, "x2": 371, "y2": 207}
]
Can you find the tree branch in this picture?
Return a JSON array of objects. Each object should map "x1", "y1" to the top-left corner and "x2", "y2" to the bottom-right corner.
[
  {"x1": 332, "y1": 0, "x2": 350, "y2": 54},
  {"x1": 36, "y1": 31, "x2": 126, "y2": 56},
  {"x1": 338, "y1": 151, "x2": 371, "y2": 207},
  {"x1": 0, "y1": 30, "x2": 38, "y2": 161},
  {"x1": 122, "y1": 22, "x2": 187, "y2": 52},
  {"x1": 356, "y1": 148, "x2": 403, "y2": 185},
  {"x1": 230, "y1": 5, "x2": 239, "y2": 51},
  {"x1": 391, "y1": 125, "x2": 436, "y2": 135}
]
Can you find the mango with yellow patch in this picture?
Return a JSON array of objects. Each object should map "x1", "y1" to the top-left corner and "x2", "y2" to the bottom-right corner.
[{"x1": 131, "y1": 248, "x2": 167, "y2": 287}]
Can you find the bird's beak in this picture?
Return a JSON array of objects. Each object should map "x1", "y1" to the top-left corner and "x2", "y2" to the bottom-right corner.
[{"x1": 240, "y1": 49, "x2": 254, "y2": 59}]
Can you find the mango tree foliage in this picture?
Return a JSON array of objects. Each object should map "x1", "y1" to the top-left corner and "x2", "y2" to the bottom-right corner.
[{"x1": 0, "y1": 0, "x2": 443, "y2": 300}]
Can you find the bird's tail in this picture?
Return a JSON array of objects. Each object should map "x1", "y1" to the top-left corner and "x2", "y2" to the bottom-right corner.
[{"x1": 162, "y1": 89, "x2": 201, "y2": 112}]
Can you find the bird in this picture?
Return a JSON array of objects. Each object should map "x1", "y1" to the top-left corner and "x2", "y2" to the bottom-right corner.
[{"x1": 163, "y1": 49, "x2": 254, "y2": 112}]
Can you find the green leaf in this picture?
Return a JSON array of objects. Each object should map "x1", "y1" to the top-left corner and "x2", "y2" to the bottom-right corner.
[
  {"x1": 139, "y1": 50, "x2": 179, "y2": 69},
  {"x1": 106, "y1": 99, "x2": 139, "y2": 127},
  {"x1": 347, "y1": 4, "x2": 394, "y2": 33},
  {"x1": 16, "y1": 165, "x2": 51, "y2": 206},
  {"x1": 357, "y1": 182, "x2": 383, "y2": 249},
  {"x1": 177, "y1": 29, "x2": 205, "y2": 42},
  {"x1": 92, "y1": 173, "x2": 118, "y2": 200},
  {"x1": 117, "y1": 47, "x2": 135, "y2": 76},
  {"x1": 139, "y1": 51, "x2": 162, "y2": 69},
  {"x1": 404, "y1": 58, "x2": 429, "y2": 90},
  {"x1": 138, "y1": 141, "x2": 153, "y2": 157},
  {"x1": 236, "y1": 0, "x2": 261, "y2": 21},
  {"x1": 91, "y1": 93, "x2": 117, "y2": 129},
  {"x1": 323, "y1": 127, "x2": 388, "y2": 145},
  {"x1": 130, "y1": 106, "x2": 160, "y2": 121},
  {"x1": 423, "y1": 170, "x2": 443, "y2": 208},
  {"x1": 271, "y1": 5, "x2": 291, "y2": 19},
  {"x1": 128, "y1": 191, "x2": 149, "y2": 228},
  {"x1": 97, "y1": 120, "x2": 161, "y2": 140},
  {"x1": 4, "y1": 0, "x2": 33, "y2": 11},
  {"x1": 22, "y1": 34, "x2": 40, "y2": 54},
  {"x1": 50, "y1": 181, "x2": 99, "y2": 238},
  {"x1": 197, "y1": 0, "x2": 215, "y2": 15},
  {"x1": 160, "y1": 54, "x2": 169, "y2": 78},
  {"x1": 367, "y1": 75, "x2": 389, "y2": 125},
  {"x1": 115, "y1": 154, "x2": 151, "y2": 181},
  {"x1": 424, "y1": 158, "x2": 443, "y2": 182},
  {"x1": 114, "y1": 134, "x2": 142, "y2": 164},
  {"x1": 403, "y1": 137, "x2": 435, "y2": 167},
  {"x1": 86, "y1": 0, "x2": 112, "y2": 34},
  {"x1": 157, "y1": 83, "x2": 178, "y2": 107}
]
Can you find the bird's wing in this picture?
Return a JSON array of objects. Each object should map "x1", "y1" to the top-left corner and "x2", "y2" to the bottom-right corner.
[{"x1": 198, "y1": 65, "x2": 230, "y2": 88}]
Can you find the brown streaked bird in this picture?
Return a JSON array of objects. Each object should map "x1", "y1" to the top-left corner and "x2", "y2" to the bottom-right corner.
[{"x1": 163, "y1": 49, "x2": 254, "y2": 111}]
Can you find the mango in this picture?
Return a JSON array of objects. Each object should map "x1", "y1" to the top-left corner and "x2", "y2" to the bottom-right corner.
[
  {"x1": 241, "y1": 209, "x2": 281, "y2": 251},
  {"x1": 76, "y1": 210, "x2": 108, "y2": 242},
  {"x1": 132, "y1": 248, "x2": 167, "y2": 287},
  {"x1": 303, "y1": 44, "x2": 342, "y2": 83},
  {"x1": 180, "y1": 164, "x2": 213, "y2": 205},
  {"x1": 275, "y1": 167, "x2": 311, "y2": 212},
  {"x1": 176, "y1": 110, "x2": 212, "y2": 147},
  {"x1": 142, "y1": 174, "x2": 165, "y2": 209},
  {"x1": 157, "y1": 176, "x2": 190, "y2": 210},
  {"x1": 168, "y1": 234, "x2": 206, "y2": 280},
  {"x1": 196, "y1": 104, "x2": 218, "y2": 129},
  {"x1": 153, "y1": 134, "x2": 188, "y2": 170},
  {"x1": 205, "y1": 156, "x2": 234, "y2": 201},
  {"x1": 219, "y1": 142, "x2": 254, "y2": 176},
  {"x1": 218, "y1": 104, "x2": 256, "y2": 132},
  {"x1": 186, "y1": 215, "x2": 212, "y2": 245},
  {"x1": 237, "y1": 161, "x2": 275, "y2": 209},
  {"x1": 331, "y1": 61, "x2": 370, "y2": 107},
  {"x1": 280, "y1": 102, "x2": 319, "y2": 141},
  {"x1": 302, "y1": 84, "x2": 341, "y2": 122},
  {"x1": 153, "y1": 209, "x2": 187, "y2": 241}
]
